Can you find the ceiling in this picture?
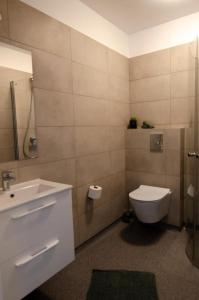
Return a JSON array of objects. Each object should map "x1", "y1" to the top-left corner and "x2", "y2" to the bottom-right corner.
[{"x1": 80, "y1": 0, "x2": 199, "y2": 34}]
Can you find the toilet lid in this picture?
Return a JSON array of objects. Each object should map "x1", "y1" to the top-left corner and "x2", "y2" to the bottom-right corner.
[{"x1": 129, "y1": 185, "x2": 171, "y2": 201}]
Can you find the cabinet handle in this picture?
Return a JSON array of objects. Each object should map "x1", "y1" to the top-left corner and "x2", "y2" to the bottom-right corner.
[
  {"x1": 11, "y1": 201, "x2": 56, "y2": 219},
  {"x1": 15, "y1": 239, "x2": 59, "y2": 267}
]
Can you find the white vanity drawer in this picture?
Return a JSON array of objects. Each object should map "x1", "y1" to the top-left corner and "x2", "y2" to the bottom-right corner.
[
  {"x1": 0, "y1": 233, "x2": 74, "y2": 300},
  {"x1": 0, "y1": 189, "x2": 74, "y2": 263}
]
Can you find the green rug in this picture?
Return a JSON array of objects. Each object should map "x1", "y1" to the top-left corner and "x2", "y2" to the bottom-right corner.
[{"x1": 87, "y1": 270, "x2": 158, "y2": 300}]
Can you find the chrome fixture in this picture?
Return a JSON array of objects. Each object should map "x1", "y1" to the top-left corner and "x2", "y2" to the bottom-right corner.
[
  {"x1": 188, "y1": 152, "x2": 199, "y2": 158},
  {"x1": 1, "y1": 171, "x2": 16, "y2": 191}
]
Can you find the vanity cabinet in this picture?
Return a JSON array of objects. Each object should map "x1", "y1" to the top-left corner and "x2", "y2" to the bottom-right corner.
[{"x1": 0, "y1": 180, "x2": 75, "y2": 300}]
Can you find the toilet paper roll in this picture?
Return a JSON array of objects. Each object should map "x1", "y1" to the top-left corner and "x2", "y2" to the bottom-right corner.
[{"x1": 88, "y1": 185, "x2": 102, "y2": 200}]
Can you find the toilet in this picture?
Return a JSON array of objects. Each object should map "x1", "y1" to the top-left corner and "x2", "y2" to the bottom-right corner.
[{"x1": 129, "y1": 185, "x2": 171, "y2": 223}]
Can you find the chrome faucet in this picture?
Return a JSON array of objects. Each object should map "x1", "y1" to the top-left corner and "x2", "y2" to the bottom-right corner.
[{"x1": 1, "y1": 170, "x2": 15, "y2": 191}]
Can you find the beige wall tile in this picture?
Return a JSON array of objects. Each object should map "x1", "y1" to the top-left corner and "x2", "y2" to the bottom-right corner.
[
  {"x1": 71, "y1": 29, "x2": 108, "y2": 72},
  {"x1": 18, "y1": 159, "x2": 76, "y2": 185},
  {"x1": 171, "y1": 70, "x2": 195, "y2": 98},
  {"x1": 110, "y1": 150, "x2": 125, "y2": 174},
  {"x1": 76, "y1": 152, "x2": 111, "y2": 186},
  {"x1": 126, "y1": 171, "x2": 166, "y2": 193},
  {"x1": 37, "y1": 127, "x2": 75, "y2": 162},
  {"x1": 78, "y1": 192, "x2": 125, "y2": 244},
  {"x1": 34, "y1": 89, "x2": 74, "y2": 126},
  {"x1": 0, "y1": 129, "x2": 14, "y2": 147},
  {"x1": 165, "y1": 150, "x2": 181, "y2": 176},
  {"x1": 108, "y1": 49, "x2": 129, "y2": 80},
  {"x1": 75, "y1": 127, "x2": 109, "y2": 156},
  {"x1": 33, "y1": 49, "x2": 73, "y2": 93},
  {"x1": 0, "y1": 87, "x2": 12, "y2": 109},
  {"x1": 130, "y1": 49, "x2": 170, "y2": 80},
  {"x1": 165, "y1": 175, "x2": 182, "y2": 227},
  {"x1": 108, "y1": 127, "x2": 125, "y2": 151},
  {"x1": 73, "y1": 62, "x2": 108, "y2": 99},
  {"x1": 74, "y1": 95, "x2": 108, "y2": 126},
  {"x1": 171, "y1": 43, "x2": 195, "y2": 72},
  {"x1": 131, "y1": 75, "x2": 170, "y2": 103},
  {"x1": 164, "y1": 128, "x2": 183, "y2": 150},
  {"x1": 126, "y1": 149, "x2": 165, "y2": 174},
  {"x1": 0, "y1": 109, "x2": 13, "y2": 128},
  {"x1": 8, "y1": 0, "x2": 71, "y2": 58},
  {"x1": 0, "y1": 0, "x2": 8, "y2": 38},
  {"x1": 126, "y1": 129, "x2": 150, "y2": 149},
  {"x1": 108, "y1": 75, "x2": 129, "y2": 103},
  {"x1": 77, "y1": 172, "x2": 125, "y2": 217},
  {"x1": 0, "y1": 148, "x2": 15, "y2": 163},
  {"x1": 108, "y1": 102, "x2": 130, "y2": 126},
  {"x1": 171, "y1": 97, "x2": 194, "y2": 125},
  {"x1": 131, "y1": 100, "x2": 170, "y2": 126}
]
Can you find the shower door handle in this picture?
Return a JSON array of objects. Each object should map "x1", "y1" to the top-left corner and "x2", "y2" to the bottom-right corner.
[{"x1": 188, "y1": 152, "x2": 199, "y2": 158}]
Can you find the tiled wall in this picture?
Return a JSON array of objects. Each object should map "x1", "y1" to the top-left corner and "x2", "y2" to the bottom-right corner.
[
  {"x1": 126, "y1": 128, "x2": 184, "y2": 227},
  {"x1": 0, "y1": 0, "x2": 130, "y2": 246},
  {"x1": 130, "y1": 43, "x2": 196, "y2": 128}
]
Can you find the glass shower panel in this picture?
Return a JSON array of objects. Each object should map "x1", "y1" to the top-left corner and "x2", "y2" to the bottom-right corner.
[{"x1": 185, "y1": 36, "x2": 199, "y2": 267}]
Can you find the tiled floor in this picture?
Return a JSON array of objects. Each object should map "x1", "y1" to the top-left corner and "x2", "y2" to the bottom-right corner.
[{"x1": 26, "y1": 221, "x2": 199, "y2": 300}]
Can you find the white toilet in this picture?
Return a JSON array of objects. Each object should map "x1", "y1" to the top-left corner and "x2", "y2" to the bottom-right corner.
[{"x1": 129, "y1": 185, "x2": 171, "y2": 223}]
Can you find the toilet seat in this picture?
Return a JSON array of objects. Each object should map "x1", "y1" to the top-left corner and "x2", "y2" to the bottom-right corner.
[{"x1": 129, "y1": 185, "x2": 171, "y2": 202}]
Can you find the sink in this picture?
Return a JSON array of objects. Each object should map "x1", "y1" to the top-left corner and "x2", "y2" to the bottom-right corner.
[{"x1": 0, "y1": 178, "x2": 72, "y2": 212}]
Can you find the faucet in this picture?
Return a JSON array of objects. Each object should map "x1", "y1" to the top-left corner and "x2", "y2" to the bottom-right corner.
[{"x1": 1, "y1": 170, "x2": 16, "y2": 191}]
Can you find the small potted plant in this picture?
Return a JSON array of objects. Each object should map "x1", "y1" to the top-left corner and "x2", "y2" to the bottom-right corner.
[{"x1": 128, "y1": 117, "x2": 137, "y2": 129}]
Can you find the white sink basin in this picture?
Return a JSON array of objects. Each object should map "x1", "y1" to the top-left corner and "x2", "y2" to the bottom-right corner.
[{"x1": 0, "y1": 179, "x2": 72, "y2": 212}]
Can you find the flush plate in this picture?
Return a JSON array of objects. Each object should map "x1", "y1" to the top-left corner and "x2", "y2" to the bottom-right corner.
[{"x1": 150, "y1": 133, "x2": 163, "y2": 152}]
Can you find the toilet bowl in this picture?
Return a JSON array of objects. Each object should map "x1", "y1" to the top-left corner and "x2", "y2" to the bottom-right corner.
[{"x1": 129, "y1": 185, "x2": 171, "y2": 223}]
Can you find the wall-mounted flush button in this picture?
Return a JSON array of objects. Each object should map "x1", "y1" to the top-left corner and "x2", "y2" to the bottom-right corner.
[{"x1": 150, "y1": 133, "x2": 163, "y2": 152}]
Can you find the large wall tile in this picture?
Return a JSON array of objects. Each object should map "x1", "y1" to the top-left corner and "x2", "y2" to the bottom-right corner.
[
  {"x1": 126, "y1": 129, "x2": 150, "y2": 149},
  {"x1": 76, "y1": 172, "x2": 125, "y2": 217},
  {"x1": 171, "y1": 97, "x2": 194, "y2": 125},
  {"x1": 171, "y1": 70, "x2": 195, "y2": 98},
  {"x1": 126, "y1": 171, "x2": 166, "y2": 193},
  {"x1": 32, "y1": 49, "x2": 73, "y2": 93},
  {"x1": 76, "y1": 152, "x2": 111, "y2": 186},
  {"x1": 126, "y1": 149, "x2": 165, "y2": 174},
  {"x1": 34, "y1": 89, "x2": 74, "y2": 126},
  {"x1": 165, "y1": 176, "x2": 182, "y2": 227},
  {"x1": 108, "y1": 49, "x2": 129, "y2": 80},
  {"x1": 131, "y1": 100, "x2": 170, "y2": 126},
  {"x1": 109, "y1": 127, "x2": 125, "y2": 151},
  {"x1": 108, "y1": 75, "x2": 129, "y2": 103},
  {"x1": 110, "y1": 150, "x2": 125, "y2": 174},
  {"x1": 131, "y1": 75, "x2": 170, "y2": 102},
  {"x1": 0, "y1": 0, "x2": 8, "y2": 38},
  {"x1": 108, "y1": 102, "x2": 130, "y2": 126},
  {"x1": 74, "y1": 95, "x2": 108, "y2": 126},
  {"x1": 78, "y1": 191, "x2": 125, "y2": 244},
  {"x1": 71, "y1": 29, "x2": 108, "y2": 72},
  {"x1": 18, "y1": 159, "x2": 76, "y2": 185},
  {"x1": 37, "y1": 127, "x2": 75, "y2": 162},
  {"x1": 171, "y1": 43, "x2": 195, "y2": 72},
  {"x1": 73, "y1": 62, "x2": 108, "y2": 99},
  {"x1": 8, "y1": 0, "x2": 71, "y2": 58},
  {"x1": 75, "y1": 127, "x2": 109, "y2": 156},
  {"x1": 130, "y1": 49, "x2": 170, "y2": 80},
  {"x1": 165, "y1": 150, "x2": 181, "y2": 176}
]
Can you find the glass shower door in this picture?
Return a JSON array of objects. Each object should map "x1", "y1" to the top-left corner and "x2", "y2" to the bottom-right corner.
[{"x1": 186, "y1": 36, "x2": 199, "y2": 267}]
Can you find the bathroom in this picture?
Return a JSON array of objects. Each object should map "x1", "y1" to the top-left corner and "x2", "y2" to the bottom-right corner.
[{"x1": 0, "y1": 0, "x2": 199, "y2": 299}]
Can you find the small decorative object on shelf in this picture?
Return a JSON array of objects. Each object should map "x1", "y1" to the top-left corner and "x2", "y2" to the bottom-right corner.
[
  {"x1": 141, "y1": 121, "x2": 154, "y2": 129},
  {"x1": 128, "y1": 117, "x2": 137, "y2": 129}
]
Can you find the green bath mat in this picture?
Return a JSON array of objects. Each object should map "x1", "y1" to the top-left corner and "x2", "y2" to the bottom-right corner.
[{"x1": 87, "y1": 270, "x2": 158, "y2": 300}]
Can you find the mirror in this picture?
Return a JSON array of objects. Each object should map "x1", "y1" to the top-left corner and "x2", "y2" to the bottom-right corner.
[{"x1": 0, "y1": 42, "x2": 38, "y2": 162}]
